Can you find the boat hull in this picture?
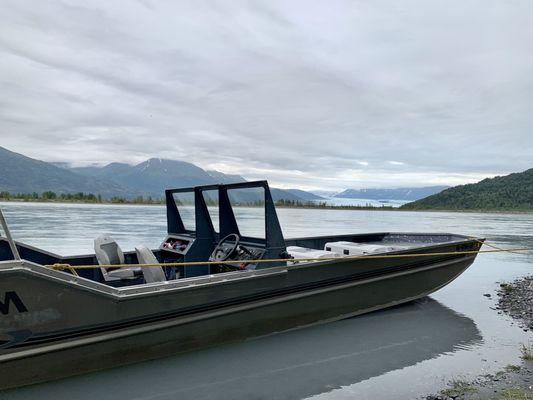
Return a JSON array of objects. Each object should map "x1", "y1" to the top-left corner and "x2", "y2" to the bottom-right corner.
[{"x1": 0, "y1": 253, "x2": 476, "y2": 390}]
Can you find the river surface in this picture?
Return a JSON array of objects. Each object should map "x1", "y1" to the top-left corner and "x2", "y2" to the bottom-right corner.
[
  {"x1": 310, "y1": 196, "x2": 409, "y2": 208},
  {"x1": 0, "y1": 202, "x2": 531, "y2": 400}
]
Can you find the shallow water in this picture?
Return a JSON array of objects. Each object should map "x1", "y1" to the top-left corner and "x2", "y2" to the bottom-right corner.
[{"x1": 0, "y1": 202, "x2": 532, "y2": 400}]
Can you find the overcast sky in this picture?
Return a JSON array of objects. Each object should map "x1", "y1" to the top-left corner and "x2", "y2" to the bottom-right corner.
[{"x1": 0, "y1": 1, "x2": 532, "y2": 190}]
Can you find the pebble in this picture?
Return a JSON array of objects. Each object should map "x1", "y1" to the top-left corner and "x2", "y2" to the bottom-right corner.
[{"x1": 497, "y1": 276, "x2": 533, "y2": 329}]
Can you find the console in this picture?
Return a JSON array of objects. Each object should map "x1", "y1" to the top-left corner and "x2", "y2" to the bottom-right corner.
[{"x1": 160, "y1": 236, "x2": 195, "y2": 255}]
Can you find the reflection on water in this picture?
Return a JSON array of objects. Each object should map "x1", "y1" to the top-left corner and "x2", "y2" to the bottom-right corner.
[
  {"x1": 2, "y1": 299, "x2": 481, "y2": 400},
  {"x1": 0, "y1": 202, "x2": 531, "y2": 399}
]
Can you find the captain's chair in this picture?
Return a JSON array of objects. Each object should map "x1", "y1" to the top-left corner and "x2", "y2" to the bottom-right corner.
[
  {"x1": 135, "y1": 246, "x2": 168, "y2": 283},
  {"x1": 94, "y1": 235, "x2": 141, "y2": 281}
]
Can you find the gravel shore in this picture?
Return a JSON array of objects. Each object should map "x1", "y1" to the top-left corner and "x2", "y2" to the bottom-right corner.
[
  {"x1": 424, "y1": 275, "x2": 533, "y2": 400},
  {"x1": 497, "y1": 277, "x2": 533, "y2": 332}
]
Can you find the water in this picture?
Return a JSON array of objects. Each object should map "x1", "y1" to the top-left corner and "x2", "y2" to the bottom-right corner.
[
  {"x1": 0, "y1": 202, "x2": 532, "y2": 400},
  {"x1": 311, "y1": 196, "x2": 409, "y2": 208}
]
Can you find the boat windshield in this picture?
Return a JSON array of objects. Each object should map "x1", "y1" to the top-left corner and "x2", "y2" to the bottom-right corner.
[
  {"x1": 227, "y1": 187, "x2": 266, "y2": 239},
  {"x1": 201, "y1": 189, "x2": 220, "y2": 232},
  {"x1": 172, "y1": 191, "x2": 196, "y2": 231}
]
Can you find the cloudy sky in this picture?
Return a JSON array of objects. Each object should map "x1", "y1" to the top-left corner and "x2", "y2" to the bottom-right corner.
[{"x1": 0, "y1": 1, "x2": 532, "y2": 190}]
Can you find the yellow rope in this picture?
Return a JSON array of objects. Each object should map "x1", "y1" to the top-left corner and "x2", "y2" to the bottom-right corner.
[
  {"x1": 472, "y1": 237, "x2": 527, "y2": 256},
  {"x1": 46, "y1": 245, "x2": 533, "y2": 271}
]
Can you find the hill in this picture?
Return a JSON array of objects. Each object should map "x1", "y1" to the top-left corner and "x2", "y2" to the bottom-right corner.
[
  {"x1": 400, "y1": 169, "x2": 533, "y2": 211},
  {"x1": 0, "y1": 147, "x2": 133, "y2": 198},
  {"x1": 335, "y1": 186, "x2": 448, "y2": 201}
]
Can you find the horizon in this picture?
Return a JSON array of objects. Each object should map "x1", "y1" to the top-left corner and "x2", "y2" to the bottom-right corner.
[{"x1": 1, "y1": 1, "x2": 532, "y2": 191}]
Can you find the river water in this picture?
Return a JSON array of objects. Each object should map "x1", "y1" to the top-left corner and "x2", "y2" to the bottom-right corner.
[{"x1": 0, "y1": 202, "x2": 531, "y2": 400}]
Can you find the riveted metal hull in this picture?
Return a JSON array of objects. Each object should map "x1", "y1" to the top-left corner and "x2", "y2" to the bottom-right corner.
[{"x1": 0, "y1": 247, "x2": 478, "y2": 390}]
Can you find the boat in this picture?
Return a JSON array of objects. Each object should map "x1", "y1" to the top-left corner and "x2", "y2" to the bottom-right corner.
[{"x1": 0, "y1": 180, "x2": 483, "y2": 389}]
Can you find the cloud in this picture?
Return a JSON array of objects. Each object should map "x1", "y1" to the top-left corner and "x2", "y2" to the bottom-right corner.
[{"x1": 0, "y1": 0, "x2": 531, "y2": 190}]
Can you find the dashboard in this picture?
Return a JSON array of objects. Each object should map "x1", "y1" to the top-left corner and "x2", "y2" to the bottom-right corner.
[
  {"x1": 160, "y1": 236, "x2": 194, "y2": 255},
  {"x1": 160, "y1": 235, "x2": 265, "y2": 270}
]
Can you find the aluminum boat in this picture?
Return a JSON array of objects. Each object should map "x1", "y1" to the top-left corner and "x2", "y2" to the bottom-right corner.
[{"x1": 0, "y1": 181, "x2": 483, "y2": 389}]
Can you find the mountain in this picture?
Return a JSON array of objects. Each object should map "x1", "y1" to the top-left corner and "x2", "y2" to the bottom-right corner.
[
  {"x1": 401, "y1": 169, "x2": 533, "y2": 211},
  {"x1": 73, "y1": 158, "x2": 216, "y2": 197},
  {"x1": 206, "y1": 170, "x2": 247, "y2": 184},
  {"x1": 269, "y1": 189, "x2": 305, "y2": 202},
  {"x1": 0, "y1": 147, "x2": 133, "y2": 197},
  {"x1": 335, "y1": 186, "x2": 449, "y2": 201},
  {"x1": 310, "y1": 190, "x2": 339, "y2": 198},
  {"x1": 0, "y1": 147, "x2": 320, "y2": 202},
  {"x1": 73, "y1": 159, "x2": 318, "y2": 201},
  {"x1": 284, "y1": 189, "x2": 325, "y2": 201},
  {"x1": 72, "y1": 162, "x2": 134, "y2": 178}
]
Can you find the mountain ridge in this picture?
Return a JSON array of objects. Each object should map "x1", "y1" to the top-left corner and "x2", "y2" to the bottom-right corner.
[{"x1": 0, "y1": 147, "x2": 315, "y2": 202}]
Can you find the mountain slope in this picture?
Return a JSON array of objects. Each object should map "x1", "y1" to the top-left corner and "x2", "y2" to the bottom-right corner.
[
  {"x1": 0, "y1": 147, "x2": 348, "y2": 202},
  {"x1": 71, "y1": 159, "x2": 315, "y2": 201},
  {"x1": 401, "y1": 169, "x2": 533, "y2": 211},
  {"x1": 0, "y1": 147, "x2": 133, "y2": 197},
  {"x1": 72, "y1": 162, "x2": 133, "y2": 178},
  {"x1": 206, "y1": 170, "x2": 247, "y2": 184},
  {"x1": 73, "y1": 158, "x2": 218, "y2": 197},
  {"x1": 270, "y1": 188, "x2": 306, "y2": 202},
  {"x1": 285, "y1": 189, "x2": 324, "y2": 201},
  {"x1": 335, "y1": 186, "x2": 448, "y2": 201}
]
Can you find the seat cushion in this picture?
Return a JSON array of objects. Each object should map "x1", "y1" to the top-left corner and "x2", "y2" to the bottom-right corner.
[
  {"x1": 94, "y1": 235, "x2": 125, "y2": 265},
  {"x1": 107, "y1": 268, "x2": 140, "y2": 280},
  {"x1": 136, "y1": 246, "x2": 167, "y2": 283}
]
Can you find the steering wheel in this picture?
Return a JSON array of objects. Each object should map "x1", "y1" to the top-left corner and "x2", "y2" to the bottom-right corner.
[{"x1": 210, "y1": 233, "x2": 240, "y2": 262}]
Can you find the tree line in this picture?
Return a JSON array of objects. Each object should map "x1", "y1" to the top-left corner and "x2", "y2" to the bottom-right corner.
[
  {"x1": 0, "y1": 191, "x2": 396, "y2": 210},
  {"x1": 0, "y1": 191, "x2": 164, "y2": 204}
]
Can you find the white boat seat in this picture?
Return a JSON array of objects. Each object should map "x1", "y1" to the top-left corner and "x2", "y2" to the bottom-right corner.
[
  {"x1": 94, "y1": 235, "x2": 141, "y2": 281},
  {"x1": 324, "y1": 241, "x2": 408, "y2": 256},
  {"x1": 286, "y1": 246, "x2": 342, "y2": 265},
  {"x1": 135, "y1": 246, "x2": 167, "y2": 283}
]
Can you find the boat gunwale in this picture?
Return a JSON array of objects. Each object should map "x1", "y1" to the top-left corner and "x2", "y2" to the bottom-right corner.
[
  {"x1": 1, "y1": 232, "x2": 475, "y2": 261},
  {"x1": 0, "y1": 235, "x2": 482, "y2": 300}
]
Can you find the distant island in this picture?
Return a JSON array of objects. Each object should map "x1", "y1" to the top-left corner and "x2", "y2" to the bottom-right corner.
[{"x1": 400, "y1": 168, "x2": 532, "y2": 212}]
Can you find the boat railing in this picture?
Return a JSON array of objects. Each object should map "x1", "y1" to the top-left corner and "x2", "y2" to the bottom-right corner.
[{"x1": 0, "y1": 207, "x2": 21, "y2": 260}]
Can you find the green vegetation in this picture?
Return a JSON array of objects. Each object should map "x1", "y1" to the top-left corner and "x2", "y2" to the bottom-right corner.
[
  {"x1": 520, "y1": 342, "x2": 533, "y2": 360},
  {"x1": 440, "y1": 379, "x2": 478, "y2": 398},
  {"x1": 0, "y1": 191, "x2": 398, "y2": 210},
  {"x1": 275, "y1": 199, "x2": 395, "y2": 210},
  {"x1": 499, "y1": 388, "x2": 532, "y2": 400},
  {"x1": 0, "y1": 191, "x2": 163, "y2": 205},
  {"x1": 504, "y1": 364, "x2": 521, "y2": 373},
  {"x1": 401, "y1": 168, "x2": 533, "y2": 212}
]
